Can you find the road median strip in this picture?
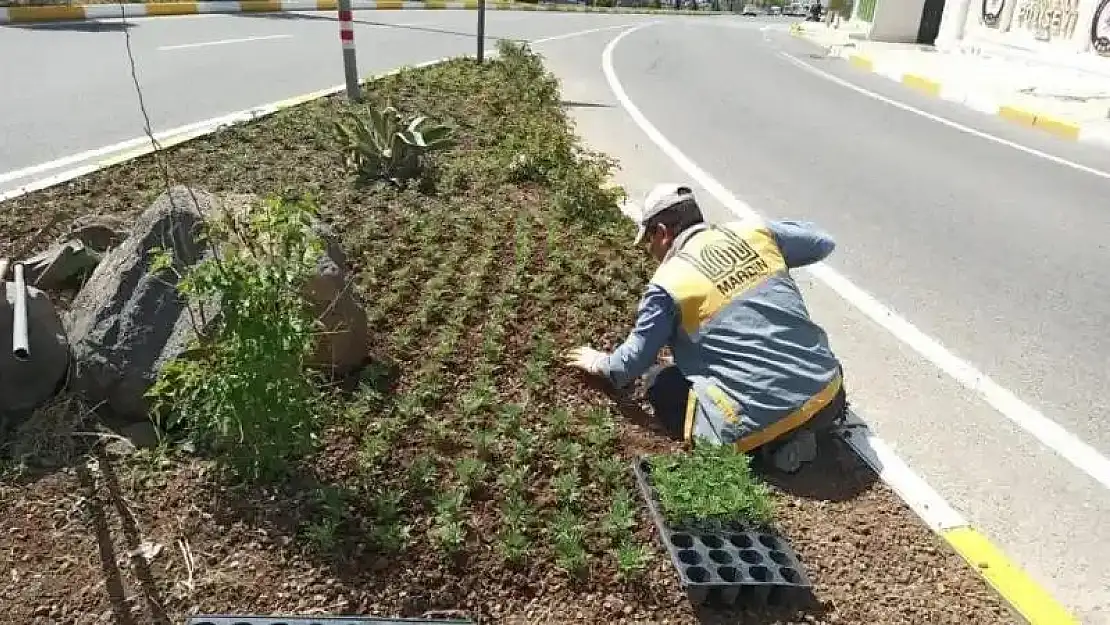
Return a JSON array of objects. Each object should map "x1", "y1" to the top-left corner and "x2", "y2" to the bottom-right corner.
[
  {"x1": 789, "y1": 24, "x2": 1096, "y2": 145},
  {"x1": 0, "y1": 0, "x2": 724, "y2": 23},
  {"x1": 0, "y1": 39, "x2": 1081, "y2": 622}
]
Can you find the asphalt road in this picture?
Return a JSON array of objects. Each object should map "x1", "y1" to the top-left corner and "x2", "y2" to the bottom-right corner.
[{"x1": 3, "y1": 10, "x2": 1110, "y2": 623}]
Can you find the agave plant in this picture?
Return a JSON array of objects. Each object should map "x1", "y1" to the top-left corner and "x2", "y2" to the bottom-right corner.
[{"x1": 333, "y1": 105, "x2": 454, "y2": 184}]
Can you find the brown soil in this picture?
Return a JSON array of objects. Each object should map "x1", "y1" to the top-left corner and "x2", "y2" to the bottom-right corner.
[{"x1": 0, "y1": 49, "x2": 1014, "y2": 624}]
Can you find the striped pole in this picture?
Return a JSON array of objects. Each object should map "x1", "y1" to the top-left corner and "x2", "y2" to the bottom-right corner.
[{"x1": 338, "y1": 0, "x2": 361, "y2": 102}]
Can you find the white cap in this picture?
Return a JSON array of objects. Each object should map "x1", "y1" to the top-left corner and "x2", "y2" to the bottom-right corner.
[{"x1": 620, "y1": 183, "x2": 696, "y2": 245}]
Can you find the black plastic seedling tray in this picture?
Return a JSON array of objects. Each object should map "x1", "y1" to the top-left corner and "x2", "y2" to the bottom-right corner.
[
  {"x1": 186, "y1": 617, "x2": 473, "y2": 625},
  {"x1": 632, "y1": 457, "x2": 814, "y2": 607}
]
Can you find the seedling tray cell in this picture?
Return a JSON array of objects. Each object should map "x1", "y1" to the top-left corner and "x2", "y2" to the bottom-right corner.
[
  {"x1": 186, "y1": 617, "x2": 474, "y2": 625},
  {"x1": 632, "y1": 457, "x2": 814, "y2": 608}
]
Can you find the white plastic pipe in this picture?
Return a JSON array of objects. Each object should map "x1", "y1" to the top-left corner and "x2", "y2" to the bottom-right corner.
[{"x1": 12, "y1": 263, "x2": 29, "y2": 361}]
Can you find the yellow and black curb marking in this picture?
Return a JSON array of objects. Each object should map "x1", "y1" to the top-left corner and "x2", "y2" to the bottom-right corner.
[
  {"x1": 0, "y1": 0, "x2": 724, "y2": 23},
  {"x1": 788, "y1": 23, "x2": 1087, "y2": 143}
]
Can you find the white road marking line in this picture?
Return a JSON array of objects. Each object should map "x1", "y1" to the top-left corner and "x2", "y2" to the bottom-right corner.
[
  {"x1": 532, "y1": 22, "x2": 638, "y2": 44},
  {"x1": 0, "y1": 22, "x2": 636, "y2": 195},
  {"x1": 600, "y1": 22, "x2": 1110, "y2": 493},
  {"x1": 158, "y1": 34, "x2": 292, "y2": 51},
  {"x1": 778, "y1": 51, "x2": 1110, "y2": 182}
]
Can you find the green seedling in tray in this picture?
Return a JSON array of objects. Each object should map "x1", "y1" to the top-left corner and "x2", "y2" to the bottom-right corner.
[{"x1": 649, "y1": 442, "x2": 774, "y2": 526}]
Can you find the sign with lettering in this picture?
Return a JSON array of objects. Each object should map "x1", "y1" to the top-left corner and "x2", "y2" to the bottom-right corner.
[{"x1": 1015, "y1": 0, "x2": 1080, "y2": 41}]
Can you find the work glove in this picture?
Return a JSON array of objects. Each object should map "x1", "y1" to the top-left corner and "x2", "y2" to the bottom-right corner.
[
  {"x1": 564, "y1": 346, "x2": 608, "y2": 376},
  {"x1": 642, "y1": 363, "x2": 668, "y2": 391}
]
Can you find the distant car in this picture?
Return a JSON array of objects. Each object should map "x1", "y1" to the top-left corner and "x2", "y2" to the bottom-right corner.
[
  {"x1": 770, "y1": 5, "x2": 781, "y2": 13},
  {"x1": 742, "y1": 4, "x2": 759, "y2": 14}
]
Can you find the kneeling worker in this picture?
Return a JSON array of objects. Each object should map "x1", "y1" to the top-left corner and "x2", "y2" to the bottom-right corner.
[{"x1": 564, "y1": 183, "x2": 846, "y2": 473}]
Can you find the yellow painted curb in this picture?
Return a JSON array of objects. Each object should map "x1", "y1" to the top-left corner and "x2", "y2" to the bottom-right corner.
[
  {"x1": 240, "y1": 0, "x2": 281, "y2": 11},
  {"x1": 7, "y1": 4, "x2": 86, "y2": 21},
  {"x1": 942, "y1": 527, "x2": 1078, "y2": 625},
  {"x1": 901, "y1": 72, "x2": 941, "y2": 97},
  {"x1": 998, "y1": 105, "x2": 1038, "y2": 128},
  {"x1": 1032, "y1": 114, "x2": 1081, "y2": 141},
  {"x1": 848, "y1": 54, "x2": 873, "y2": 72},
  {"x1": 146, "y1": 2, "x2": 198, "y2": 15}
]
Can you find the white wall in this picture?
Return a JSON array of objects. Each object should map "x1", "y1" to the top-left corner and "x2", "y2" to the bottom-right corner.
[
  {"x1": 954, "y1": 0, "x2": 1104, "y2": 55},
  {"x1": 870, "y1": 0, "x2": 928, "y2": 41}
]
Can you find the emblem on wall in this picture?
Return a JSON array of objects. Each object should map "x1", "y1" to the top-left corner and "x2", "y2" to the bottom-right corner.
[
  {"x1": 1093, "y1": 0, "x2": 1110, "y2": 55},
  {"x1": 983, "y1": 0, "x2": 1006, "y2": 26}
]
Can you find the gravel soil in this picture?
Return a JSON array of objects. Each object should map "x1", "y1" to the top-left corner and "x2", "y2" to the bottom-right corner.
[{"x1": 0, "y1": 47, "x2": 1015, "y2": 625}]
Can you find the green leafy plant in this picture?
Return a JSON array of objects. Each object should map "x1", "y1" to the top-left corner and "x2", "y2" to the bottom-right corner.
[
  {"x1": 429, "y1": 492, "x2": 467, "y2": 555},
  {"x1": 301, "y1": 516, "x2": 340, "y2": 553},
  {"x1": 551, "y1": 471, "x2": 581, "y2": 508},
  {"x1": 554, "y1": 439, "x2": 584, "y2": 471},
  {"x1": 584, "y1": 406, "x2": 617, "y2": 450},
  {"x1": 613, "y1": 541, "x2": 651, "y2": 579},
  {"x1": 333, "y1": 105, "x2": 454, "y2": 184},
  {"x1": 454, "y1": 457, "x2": 487, "y2": 494},
  {"x1": 649, "y1": 442, "x2": 774, "y2": 525},
  {"x1": 547, "y1": 407, "x2": 570, "y2": 438},
  {"x1": 602, "y1": 487, "x2": 637, "y2": 539},
  {"x1": 406, "y1": 454, "x2": 438, "y2": 494},
  {"x1": 369, "y1": 490, "x2": 410, "y2": 552},
  {"x1": 498, "y1": 528, "x2": 530, "y2": 566},
  {"x1": 550, "y1": 508, "x2": 587, "y2": 577},
  {"x1": 146, "y1": 195, "x2": 326, "y2": 481},
  {"x1": 595, "y1": 456, "x2": 627, "y2": 488}
]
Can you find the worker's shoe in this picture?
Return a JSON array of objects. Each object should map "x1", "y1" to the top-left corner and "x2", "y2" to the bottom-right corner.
[{"x1": 766, "y1": 429, "x2": 818, "y2": 474}]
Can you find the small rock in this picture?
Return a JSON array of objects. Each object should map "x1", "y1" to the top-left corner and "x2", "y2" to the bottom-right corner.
[{"x1": 0, "y1": 281, "x2": 70, "y2": 414}]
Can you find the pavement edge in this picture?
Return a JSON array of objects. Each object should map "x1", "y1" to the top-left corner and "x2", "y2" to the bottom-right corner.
[
  {"x1": 788, "y1": 23, "x2": 1091, "y2": 145},
  {"x1": 0, "y1": 0, "x2": 725, "y2": 23},
  {"x1": 839, "y1": 412, "x2": 1079, "y2": 625}
]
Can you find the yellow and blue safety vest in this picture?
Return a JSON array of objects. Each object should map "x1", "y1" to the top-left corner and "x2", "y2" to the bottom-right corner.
[{"x1": 649, "y1": 220, "x2": 842, "y2": 450}]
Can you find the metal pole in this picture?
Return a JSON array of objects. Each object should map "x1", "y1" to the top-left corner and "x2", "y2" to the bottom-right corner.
[
  {"x1": 338, "y1": 0, "x2": 361, "y2": 102},
  {"x1": 477, "y1": 0, "x2": 487, "y2": 62},
  {"x1": 12, "y1": 263, "x2": 29, "y2": 362}
]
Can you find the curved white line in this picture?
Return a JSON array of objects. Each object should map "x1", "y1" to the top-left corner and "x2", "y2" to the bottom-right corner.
[
  {"x1": 600, "y1": 22, "x2": 1110, "y2": 492},
  {"x1": 777, "y1": 51, "x2": 1110, "y2": 182}
]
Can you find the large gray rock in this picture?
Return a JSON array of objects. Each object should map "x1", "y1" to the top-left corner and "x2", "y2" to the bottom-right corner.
[
  {"x1": 65, "y1": 186, "x2": 218, "y2": 422},
  {"x1": 0, "y1": 283, "x2": 70, "y2": 414},
  {"x1": 65, "y1": 187, "x2": 368, "y2": 422}
]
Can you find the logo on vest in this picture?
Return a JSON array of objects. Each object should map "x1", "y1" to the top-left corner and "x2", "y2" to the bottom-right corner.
[{"x1": 680, "y1": 233, "x2": 771, "y2": 297}]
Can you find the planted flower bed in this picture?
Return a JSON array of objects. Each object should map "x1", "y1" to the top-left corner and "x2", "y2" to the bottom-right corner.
[{"x1": 0, "y1": 43, "x2": 1016, "y2": 624}]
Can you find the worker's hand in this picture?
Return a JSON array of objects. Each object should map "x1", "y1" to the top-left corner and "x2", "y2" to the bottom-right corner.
[
  {"x1": 564, "y1": 346, "x2": 608, "y2": 376},
  {"x1": 642, "y1": 363, "x2": 668, "y2": 390}
]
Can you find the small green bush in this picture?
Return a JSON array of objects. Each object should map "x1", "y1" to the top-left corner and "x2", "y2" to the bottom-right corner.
[
  {"x1": 649, "y1": 442, "x2": 774, "y2": 526},
  {"x1": 146, "y1": 195, "x2": 327, "y2": 480}
]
